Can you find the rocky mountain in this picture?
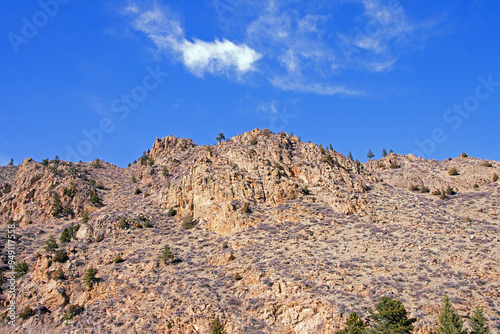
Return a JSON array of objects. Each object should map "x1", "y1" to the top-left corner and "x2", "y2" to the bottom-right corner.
[{"x1": 0, "y1": 128, "x2": 499, "y2": 333}]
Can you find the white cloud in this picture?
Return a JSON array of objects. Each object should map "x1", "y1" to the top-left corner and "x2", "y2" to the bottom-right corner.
[
  {"x1": 271, "y1": 76, "x2": 363, "y2": 97},
  {"x1": 125, "y1": 3, "x2": 261, "y2": 78}
]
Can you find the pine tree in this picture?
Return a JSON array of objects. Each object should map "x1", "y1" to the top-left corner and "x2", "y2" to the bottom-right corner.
[
  {"x1": 81, "y1": 209, "x2": 89, "y2": 223},
  {"x1": 348, "y1": 151, "x2": 353, "y2": 161},
  {"x1": 160, "y1": 245, "x2": 174, "y2": 264},
  {"x1": 216, "y1": 133, "x2": 226, "y2": 144},
  {"x1": 382, "y1": 148, "x2": 388, "y2": 157},
  {"x1": 51, "y1": 193, "x2": 63, "y2": 217},
  {"x1": 367, "y1": 149, "x2": 375, "y2": 159},
  {"x1": 211, "y1": 317, "x2": 226, "y2": 334},
  {"x1": 339, "y1": 312, "x2": 367, "y2": 334},
  {"x1": 436, "y1": 294, "x2": 467, "y2": 334},
  {"x1": 470, "y1": 307, "x2": 490, "y2": 334},
  {"x1": 369, "y1": 296, "x2": 416, "y2": 334}
]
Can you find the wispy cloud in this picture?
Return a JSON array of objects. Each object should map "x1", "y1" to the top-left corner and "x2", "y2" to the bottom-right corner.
[{"x1": 124, "y1": 2, "x2": 262, "y2": 78}]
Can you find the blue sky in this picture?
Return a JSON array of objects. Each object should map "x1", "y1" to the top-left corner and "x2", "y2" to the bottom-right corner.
[{"x1": 0, "y1": 0, "x2": 499, "y2": 167}]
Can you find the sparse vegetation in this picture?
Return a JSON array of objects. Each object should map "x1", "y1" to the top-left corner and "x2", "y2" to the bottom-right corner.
[
  {"x1": 390, "y1": 161, "x2": 401, "y2": 169},
  {"x1": 482, "y1": 161, "x2": 493, "y2": 167},
  {"x1": 148, "y1": 157, "x2": 154, "y2": 166},
  {"x1": 51, "y1": 193, "x2": 63, "y2": 217},
  {"x1": 139, "y1": 151, "x2": 148, "y2": 166},
  {"x1": 465, "y1": 216, "x2": 472, "y2": 222},
  {"x1": 382, "y1": 148, "x2": 388, "y2": 157},
  {"x1": 348, "y1": 151, "x2": 353, "y2": 161},
  {"x1": 83, "y1": 267, "x2": 97, "y2": 288},
  {"x1": 321, "y1": 155, "x2": 334, "y2": 164},
  {"x1": 182, "y1": 215, "x2": 195, "y2": 229},
  {"x1": 493, "y1": 173, "x2": 498, "y2": 182},
  {"x1": 50, "y1": 268, "x2": 65, "y2": 280},
  {"x1": 409, "y1": 184, "x2": 419, "y2": 192},
  {"x1": 134, "y1": 188, "x2": 142, "y2": 195},
  {"x1": 114, "y1": 255, "x2": 124, "y2": 263},
  {"x1": 461, "y1": 152, "x2": 468, "y2": 158},
  {"x1": 92, "y1": 159, "x2": 102, "y2": 168},
  {"x1": 432, "y1": 189, "x2": 442, "y2": 196},
  {"x1": 160, "y1": 244, "x2": 174, "y2": 264},
  {"x1": 211, "y1": 317, "x2": 226, "y2": 334},
  {"x1": 53, "y1": 250, "x2": 69, "y2": 263},
  {"x1": 117, "y1": 217, "x2": 129, "y2": 229},
  {"x1": 131, "y1": 174, "x2": 137, "y2": 183},
  {"x1": 19, "y1": 306, "x2": 34, "y2": 320},
  {"x1": 445, "y1": 186, "x2": 456, "y2": 195},
  {"x1": 234, "y1": 273, "x2": 242, "y2": 281},
  {"x1": 448, "y1": 167, "x2": 459, "y2": 176},
  {"x1": 89, "y1": 190, "x2": 102, "y2": 205},
  {"x1": 216, "y1": 133, "x2": 225, "y2": 144},
  {"x1": 81, "y1": 209, "x2": 90, "y2": 223},
  {"x1": 339, "y1": 312, "x2": 367, "y2": 334},
  {"x1": 44, "y1": 235, "x2": 58, "y2": 252},
  {"x1": 14, "y1": 261, "x2": 29, "y2": 278},
  {"x1": 162, "y1": 167, "x2": 169, "y2": 177},
  {"x1": 63, "y1": 304, "x2": 84, "y2": 320},
  {"x1": 250, "y1": 137, "x2": 258, "y2": 145},
  {"x1": 242, "y1": 202, "x2": 251, "y2": 213},
  {"x1": 367, "y1": 149, "x2": 374, "y2": 159}
]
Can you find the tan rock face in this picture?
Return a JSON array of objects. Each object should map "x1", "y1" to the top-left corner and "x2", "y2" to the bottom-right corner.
[{"x1": 0, "y1": 129, "x2": 499, "y2": 334}]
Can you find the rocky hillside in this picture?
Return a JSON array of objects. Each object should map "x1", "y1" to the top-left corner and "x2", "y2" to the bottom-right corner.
[{"x1": 0, "y1": 128, "x2": 499, "y2": 333}]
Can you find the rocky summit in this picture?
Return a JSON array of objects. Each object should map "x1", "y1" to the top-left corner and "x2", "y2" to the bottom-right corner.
[{"x1": 0, "y1": 128, "x2": 499, "y2": 333}]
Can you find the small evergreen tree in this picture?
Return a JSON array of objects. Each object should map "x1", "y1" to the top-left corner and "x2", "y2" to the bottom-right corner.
[
  {"x1": 83, "y1": 267, "x2": 97, "y2": 288},
  {"x1": 51, "y1": 193, "x2": 63, "y2": 217},
  {"x1": 14, "y1": 261, "x2": 29, "y2": 278},
  {"x1": 367, "y1": 150, "x2": 375, "y2": 159},
  {"x1": 348, "y1": 151, "x2": 353, "y2": 161},
  {"x1": 81, "y1": 209, "x2": 89, "y2": 223},
  {"x1": 162, "y1": 167, "x2": 169, "y2": 177},
  {"x1": 470, "y1": 307, "x2": 490, "y2": 334},
  {"x1": 436, "y1": 294, "x2": 467, "y2": 334},
  {"x1": 44, "y1": 235, "x2": 58, "y2": 253},
  {"x1": 216, "y1": 133, "x2": 226, "y2": 144},
  {"x1": 211, "y1": 317, "x2": 226, "y2": 334},
  {"x1": 339, "y1": 312, "x2": 367, "y2": 334},
  {"x1": 160, "y1": 245, "x2": 174, "y2": 264},
  {"x1": 382, "y1": 148, "x2": 388, "y2": 157},
  {"x1": 369, "y1": 296, "x2": 416, "y2": 334},
  {"x1": 8, "y1": 158, "x2": 14, "y2": 166}
]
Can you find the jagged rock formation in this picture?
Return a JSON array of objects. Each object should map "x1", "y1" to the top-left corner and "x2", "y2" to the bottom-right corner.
[{"x1": 0, "y1": 129, "x2": 499, "y2": 333}]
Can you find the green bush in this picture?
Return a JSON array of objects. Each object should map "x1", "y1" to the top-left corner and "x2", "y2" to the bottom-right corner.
[
  {"x1": 116, "y1": 217, "x2": 129, "y2": 229},
  {"x1": 390, "y1": 161, "x2": 401, "y2": 169},
  {"x1": 339, "y1": 312, "x2": 367, "y2": 334},
  {"x1": 162, "y1": 167, "x2": 169, "y2": 177},
  {"x1": 448, "y1": 167, "x2": 459, "y2": 176},
  {"x1": 63, "y1": 304, "x2": 84, "y2": 320},
  {"x1": 83, "y1": 267, "x2": 97, "y2": 288},
  {"x1": 114, "y1": 255, "x2": 124, "y2": 263},
  {"x1": 234, "y1": 273, "x2": 242, "y2": 281},
  {"x1": 14, "y1": 261, "x2": 29, "y2": 278},
  {"x1": 250, "y1": 138, "x2": 258, "y2": 145},
  {"x1": 19, "y1": 306, "x2": 34, "y2": 320},
  {"x1": 50, "y1": 268, "x2": 65, "y2": 280},
  {"x1": 321, "y1": 155, "x2": 333, "y2": 165},
  {"x1": 51, "y1": 193, "x2": 63, "y2": 217},
  {"x1": 148, "y1": 157, "x2": 154, "y2": 166},
  {"x1": 182, "y1": 215, "x2": 195, "y2": 229},
  {"x1": 60, "y1": 224, "x2": 80, "y2": 243},
  {"x1": 409, "y1": 184, "x2": 419, "y2": 192},
  {"x1": 432, "y1": 189, "x2": 442, "y2": 196},
  {"x1": 369, "y1": 296, "x2": 416, "y2": 334},
  {"x1": 461, "y1": 152, "x2": 468, "y2": 158},
  {"x1": 211, "y1": 317, "x2": 226, "y2": 334},
  {"x1": 436, "y1": 294, "x2": 467, "y2": 334},
  {"x1": 44, "y1": 235, "x2": 58, "y2": 252},
  {"x1": 92, "y1": 159, "x2": 102, "y2": 168},
  {"x1": 482, "y1": 161, "x2": 493, "y2": 167},
  {"x1": 159, "y1": 245, "x2": 174, "y2": 264},
  {"x1": 167, "y1": 208, "x2": 177, "y2": 217},
  {"x1": 445, "y1": 186, "x2": 456, "y2": 195},
  {"x1": 241, "y1": 202, "x2": 251, "y2": 213},
  {"x1": 493, "y1": 173, "x2": 499, "y2": 182},
  {"x1": 131, "y1": 174, "x2": 137, "y2": 183},
  {"x1": 81, "y1": 209, "x2": 90, "y2": 223},
  {"x1": 134, "y1": 188, "x2": 141, "y2": 195},
  {"x1": 419, "y1": 185, "x2": 430, "y2": 193},
  {"x1": 53, "y1": 250, "x2": 69, "y2": 263},
  {"x1": 89, "y1": 190, "x2": 102, "y2": 205},
  {"x1": 470, "y1": 307, "x2": 490, "y2": 334}
]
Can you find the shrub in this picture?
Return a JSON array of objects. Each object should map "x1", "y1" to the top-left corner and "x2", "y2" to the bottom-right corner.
[
  {"x1": 321, "y1": 155, "x2": 334, "y2": 165},
  {"x1": 63, "y1": 304, "x2": 84, "y2": 320},
  {"x1": 14, "y1": 261, "x2": 29, "y2": 278},
  {"x1": 148, "y1": 157, "x2": 154, "y2": 166},
  {"x1": 354, "y1": 160, "x2": 361, "y2": 166},
  {"x1": 60, "y1": 224, "x2": 79, "y2": 243},
  {"x1": 482, "y1": 161, "x2": 492, "y2": 167},
  {"x1": 89, "y1": 190, "x2": 102, "y2": 205},
  {"x1": 114, "y1": 255, "x2": 124, "y2": 263},
  {"x1": 436, "y1": 294, "x2": 467, "y2": 334},
  {"x1": 162, "y1": 167, "x2": 169, "y2": 177},
  {"x1": 440, "y1": 190, "x2": 448, "y2": 200},
  {"x1": 53, "y1": 250, "x2": 69, "y2": 263},
  {"x1": 50, "y1": 268, "x2": 65, "y2": 280},
  {"x1": 159, "y1": 245, "x2": 174, "y2": 264},
  {"x1": 493, "y1": 173, "x2": 499, "y2": 182},
  {"x1": 473, "y1": 184, "x2": 479, "y2": 189},
  {"x1": 241, "y1": 202, "x2": 251, "y2": 213},
  {"x1": 62, "y1": 205, "x2": 73, "y2": 217},
  {"x1": 234, "y1": 273, "x2": 242, "y2": 281},
  {"x1": 131, "y1": 174, "x2": 137, "y2": 183},
  {"x1": 378, "y1": 162, "x2": 385, "y2": 169},
  {"x1": 51, "y1": 193, "x2": 63, "y2": 217},
  {"x1": 339, "y1": 312, "x2": 367, "y2": 334},
  {"x1": 250, "y1": 138, "x2": 258, "y2": 145},
  {"x1": 448, "y1": 167, "x2": 459, "y2": 176},
  {"x1": 92, "y1": 159, "x2": 102, "y2": 168},
  {"x1": 369, "y1": 296, "x2": 416, "y2": 334},
  {"x1": 432, "y1": 189, "x2": 441, "y2": 196},
  {"x1": 134, "y1": 188, "x2": 141, "y2": 195},
  {"x1": 182, "y1": 215, "x2": 195, "y2": 229},
  {"x1": 465, "y1": 216, "x2": 472, "y2": 223},
  {"x1": 211, "y1": 317, "x2": 226, "y2": 334},
  {"x1": 81, "y1": 210, "x2": 89, "y2": 223},
  {"x1": 419, "y1": 185, "x2": 430, "y2": 193},
  {"x1": 19, "y1": 306, "x2": 34, "y2": 320},
  {"x1": 139, "y1": 151, "x2": 148, "y2": 166},
  {"x1": 167, "y1": 208, "x2": 177, "y2": 217},
  {"x1": 44, "y1": 235, "x2": 58, "y2": 252},
  {"x1": 117, "y1": 217, "x2": 129, "y2": 229},
  {"x1": 83, "y1": 267, "x2": 97, "y2": 288},
  {"x1": 470, "y1": 307, "x2": 490, "y2": 334}
]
